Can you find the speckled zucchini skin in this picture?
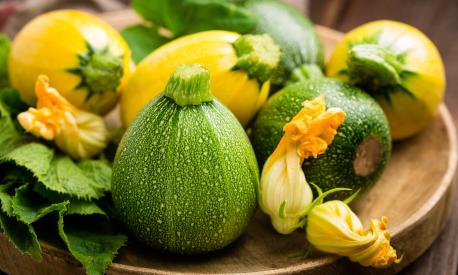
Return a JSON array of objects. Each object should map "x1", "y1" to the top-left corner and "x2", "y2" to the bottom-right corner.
[
  {"x1": 112, "y1": 95, "x2": 258, "y2": 255},
  {"x1": 251, "y1": 79, "x2": 391, "y2": 199},
  {"x1": 244, "y1": 0, "x2": 324, "y2": 83}
]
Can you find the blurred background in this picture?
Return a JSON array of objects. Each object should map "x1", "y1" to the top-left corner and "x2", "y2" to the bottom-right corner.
[{"x1": 1, "y1": 0, "x2": 457, "y2": 274}]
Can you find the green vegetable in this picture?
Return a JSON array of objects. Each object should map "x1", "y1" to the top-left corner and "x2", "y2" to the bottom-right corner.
[
  {"x1": 127, "y1": 0, "x2": 257, "y2": 62},
  {"x1": 0, "y1": 88, "x2": 126, "y2": 275},
  {"x1": 0, "y1": 34, "x2": 9, "y2": 88},
  {"x1": 112, "y1": 64, "x2": 258, "y2": 254},
  {"x1": 243, "y1": 0, "x2": 324, "y2": 85},
  {"x1": 251, "y1": 73, "x2": 391, "y2": 199}
]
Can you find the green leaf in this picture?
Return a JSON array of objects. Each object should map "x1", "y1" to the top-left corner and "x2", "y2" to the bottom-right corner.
[
  {"x1": 1, "y1": 142, "x2": 54, "y2": 179},
  {"x1": 0, "y1": 87, "x2": 29, "y2": 116},
  {"x1": 12, "y1": 184, "x2": 68, "y2": 224},
  {"x1": 0, "y1": 88, "x2": 124, "y2": 274},
  {"x1": 0, "y1": 35, "x2": 10, "y2": 89},
  {"x1": 0, "y1": 211, "x2": 42, "y2": 261},
  {"x1": 0, "y1": 182, "x2": 15, "y2": 216},
  {"x1": 0, "y1": 144, "x2": 111, "y2": 200},
  {"x1": 0, "y1": 184, "x2": 42, "y2": 262},
  {"x1": 132, "y1": 0, "x2": 257, "y2": 37},
  {"x1": 0, "y1": 89, "x2": 24, "y2": 156},
  {"x1": 67, "y1": 200, "x2": 107, "y2": 216},
  {"x1": 77, "y1": 159, "x2": 112, "y2": 193},
  {"x1": 58, "y1": 214, "x2": 127, "y2": 275},
  {"x1": 121, "y1": 25, "x2": 169, "y2": 64},
  {"x1": 41, "y1": 156, "x2": 107, "y2": 200}
]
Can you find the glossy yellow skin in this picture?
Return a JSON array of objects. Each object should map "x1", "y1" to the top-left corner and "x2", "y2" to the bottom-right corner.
[
  {"x1": 120, "y1": 30, "x2": 270, "y2": 127},
  {"x1": 327, "y1": 20, "x2": 445, "y2": 140},
  {"x1": 9, "y1": 10, "x2": 133, "y2": 114}
]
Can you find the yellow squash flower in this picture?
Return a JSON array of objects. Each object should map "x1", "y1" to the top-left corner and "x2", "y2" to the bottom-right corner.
[
  {"x1": 306, "y1": 200, "x2": 401, "y2": 268},
  {"x1": 259, "y1": 96, "x2": 345, "y2": 234},
  {"x1": 18, "y1": 75, "x2": 108, "y2": 160}
]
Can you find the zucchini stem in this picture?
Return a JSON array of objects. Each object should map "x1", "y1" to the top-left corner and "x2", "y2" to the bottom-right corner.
[
  {"x1": 232, "y1": 34, "x2": 281, "y2": 83},
  {"x1": 289, "y1": 64, "x2": 324, "y2": 83},
  {"x1": 164, "y1": 64, "x2": 213, "y2": 106},
  {"x1": 347, "y1": 44, "x2": 404, "y2": 91},
  {"x1": 68, "y1": 43, "x2": 124, "y2": 100}
]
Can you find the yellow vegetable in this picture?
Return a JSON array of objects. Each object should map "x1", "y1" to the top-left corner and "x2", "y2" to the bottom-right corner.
[
  {"x1": 120, "y1": 31, "x2": 280, "y2": 127},
  {"x1": 326, "y1": 20, "x2": 445, "y2": 140},
  {"x1": 307, "y1": 200, "x2": 401, "y2": 268},
  {"x1": 259, "y1": 96, "x2": 345, "y2": 234},
  {"x1": 9, "y1": 10, "x2": 133, "y2": 115},
  {"x1": 18, "y1": 75, "x2": 109, "y2": 160}
]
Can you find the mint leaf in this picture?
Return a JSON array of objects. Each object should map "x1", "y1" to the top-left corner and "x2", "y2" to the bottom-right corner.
[
  {"x1": 132, "y1": 0, "x2": 256, "y2": 37},
  {"x1": 12, "y1": 184, "x2": 68, "y2": 224},
  {"x1": 0, "y1": 35, "x2": 10, "y2": 89},
  {"x1": 58, "y1": 214, "x2": 127, "y2": 275},
  {"x1": 121, "y1": 25, "x2": 169, "y2": 63}
]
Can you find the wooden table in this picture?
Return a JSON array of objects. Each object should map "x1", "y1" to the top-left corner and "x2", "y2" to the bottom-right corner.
[{"x1": 310, "y1": 1, "x2": 458, "y2": 274}]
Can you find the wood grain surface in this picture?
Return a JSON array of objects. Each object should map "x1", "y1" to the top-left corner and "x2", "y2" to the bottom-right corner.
[
  {"x1": 310, "y1": 2, "x2": 458, "y2": 274},
  {"x1": 0, "y1": 13, "x2": 457, "y2": 273}
]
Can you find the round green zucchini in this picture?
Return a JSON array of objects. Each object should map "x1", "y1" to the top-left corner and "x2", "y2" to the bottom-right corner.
[
  {"x1": 251, "y1": 78, "x2": 391, "y2": 199},
  {"x1": 112, "y1": 64, "x2": 258, "y2": 254}
]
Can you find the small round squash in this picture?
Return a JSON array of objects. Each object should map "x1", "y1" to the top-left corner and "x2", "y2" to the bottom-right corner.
[
  {"x1": 112, "y1": 64, "x2": 259, "y2": 254},
  {"x1": 9, "y1": 10, "x2": 132, "y2": 114}
]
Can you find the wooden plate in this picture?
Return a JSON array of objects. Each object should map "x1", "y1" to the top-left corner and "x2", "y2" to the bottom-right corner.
[{"x1": 0, "y1": 10, "x2": 457, "y2": 275}]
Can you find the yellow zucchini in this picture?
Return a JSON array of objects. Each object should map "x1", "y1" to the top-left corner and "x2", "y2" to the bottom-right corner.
[
  {"x1": 120, "y1": 30, "x2": 280, "y2": 127},
  {"x1": 9, "y1": 10, "x2": 133, "y2": 114},
  {"x1": 326, "y1": 20, "x2": 445, "y2": 140}
]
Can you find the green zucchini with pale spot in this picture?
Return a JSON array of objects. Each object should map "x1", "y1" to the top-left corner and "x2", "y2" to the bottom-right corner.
[
  {"x1": 251, "y1": 68, "x2": 391, "y2": 199},
  {"x1": 112, "y1": 64, "x2": 258, "y2": 254}
]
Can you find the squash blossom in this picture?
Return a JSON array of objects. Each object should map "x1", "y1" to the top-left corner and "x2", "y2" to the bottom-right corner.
[
  {"x1": 17, "y1": 75, "x2": 108, "y2": 159},
  {"x1": 307, "y1": 200, "x2": 401, "y2": 268},
  {"x1": 259, "y1": 96, "x2": 346, "y2": 234}
]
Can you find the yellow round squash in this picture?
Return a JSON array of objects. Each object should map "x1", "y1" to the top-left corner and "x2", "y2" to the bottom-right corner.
[
  {"x1": 9, "y1": 10, "x2": 133, "y2": 114},
  {"x1": 326, "y1": 20, "x2": 445, "y2": 140},
  {"x1": 120, "y1": 30, "x2": 280, "y2": 127}
]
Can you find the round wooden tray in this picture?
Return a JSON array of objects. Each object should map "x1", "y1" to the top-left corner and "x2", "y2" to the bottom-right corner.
[{"x1": 0, "y1": 11, "x2": 457, "y2": 275}]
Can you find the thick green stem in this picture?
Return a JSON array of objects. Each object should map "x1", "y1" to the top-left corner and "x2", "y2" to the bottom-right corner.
[
  {"x1": 289, "y1": 64, "x2": 324, "y2": 83},
  {"x1": 164, "y1": 64, "x2": 213, "y2": 106},
  {"x1": 80, "y1": 49, "x2": 124, "y2": 94},
  {"x1": 347, "y1": 44, "x2": 404, "y2": 91},
  {"x1": 68, "y1": 43, "x2": 124, "y2": 100},
  {"x1": 232, "y1": 34, "x2": 281, "y2": 83}
]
